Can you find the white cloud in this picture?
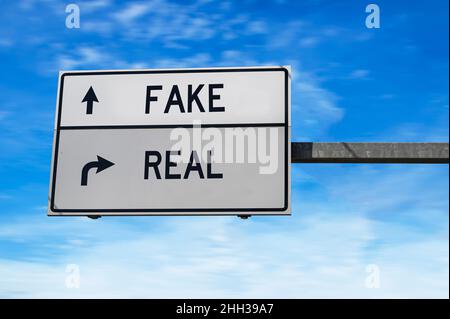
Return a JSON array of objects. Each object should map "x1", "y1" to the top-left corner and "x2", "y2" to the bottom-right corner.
[
  {"x1": 218, "y1": 50, "x2": 259, "y2": 66},
  {"x1": 269, "y1": 20, "x2": 305, "y2": 48},
  {"x1": 379, "y1": 93, "x2": 396, "y2": 100},
  {"x1": 0, "y1": 193, "x2": 13, "y2": 200},
  {"x1": 80, "y1": 0, "x2": 112, "y2": 13},
  {"x1": 72, "y1": 0, "x2": 264, "y2": 47},
  {"x1": 114, "y1": 2, "x2": 153, "y2": 24},
  {"x1": 348, "y1": 69, "x2": 370, "y2": 79},
  {"x1": 1, "y1": 0, "x2": 447, "y2": 299},
  {"x1": 299, "y1": 36, "x2": 320, "y2": 48},
  {"x1": 81, "y1": 21, "x2": 114, "y2": 36},
  {"x1": 54, "y1": 46, "x2": 139, "y2": 71},
  {"x1": 0, "y1": 164, "x2": 447, "y2": 298},
  {"x1": 153, "y1": 53, "x2": 212, "y2": 68},
  {"x1": 0, "y1": 38, "x2": 13, "y2": 47},
  {"x1": 0, "y1": 197, "x2": 447, "y2": 298},
  {"x1": 293, "y1": 70, "x2": 344, "y2": 139},
  {"x1": 246, "y1": 21, "x2": 268, "y2": 35},
  {"x1": 57, "y1": 47, "x2": 107, "y2": 70},
  {"x1": 0, "y1": 111, "x2": 10, "y2": 121}
]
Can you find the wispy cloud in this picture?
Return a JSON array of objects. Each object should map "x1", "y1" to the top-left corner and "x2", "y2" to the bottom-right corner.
[
  {"x1": 348, "y1": 69, "x2": 370, "y2": 80},
  {"x1": 1, "y1": 161, "x2": 447, "y2": 298},
  {"x1": 0, "y1": 111, "x2": 10, "y2": 121},
  {"x1": 0, "y1": 193, "x2": 13, "y2": 200},
  {"x1": 0, "y1": 0, "x2": 448, "y2": 299},
  {"x1": 79, "y1": 0, "x2": 112, "y2": 13},
  {"x1": 299, "y1": 36, "x2": 320, "y2": 48},
  {"x1": 113, "y1": 2, "x2": 153, "y2": 24},
  {"x1": 57, "y1": 47, "x2": 108, "y2": 70},
  {"x1": 292, "y1": 69, "x2": 344, "y2": 140}
]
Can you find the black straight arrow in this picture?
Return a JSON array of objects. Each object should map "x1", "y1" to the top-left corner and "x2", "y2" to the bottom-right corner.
[
  {"x1": 81, "y1": 156, "x2": 115, "y2": 186},
  {"x1": 82, "y1": 86, "x2": 99, "y2": 114}
]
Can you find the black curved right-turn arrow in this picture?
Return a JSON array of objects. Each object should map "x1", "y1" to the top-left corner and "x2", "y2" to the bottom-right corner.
[{"x1": 81, "y1": 156, "x2": 115, "y2": 186}]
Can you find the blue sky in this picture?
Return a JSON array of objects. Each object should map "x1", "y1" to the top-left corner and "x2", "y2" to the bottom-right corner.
[{"x1": 0, "y1": 0, "x2": 448, "y2": 298}]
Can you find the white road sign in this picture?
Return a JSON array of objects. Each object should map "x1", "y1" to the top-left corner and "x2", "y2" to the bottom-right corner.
[{"x1": 48, "y1": 66, "x2": 291, "y2": 216}]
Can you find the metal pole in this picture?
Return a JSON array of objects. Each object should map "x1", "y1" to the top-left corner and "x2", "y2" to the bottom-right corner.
[{"x1": 292, "y1": 142, "x2": 449, "y2": 164}]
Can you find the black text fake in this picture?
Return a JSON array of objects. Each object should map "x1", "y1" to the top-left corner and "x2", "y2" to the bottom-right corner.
[{"x1": 145, "y1": 84, "x2": 225, "y2": 114}]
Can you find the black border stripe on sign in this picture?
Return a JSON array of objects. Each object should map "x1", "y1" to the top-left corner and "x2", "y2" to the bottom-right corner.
[
  {"x1": 50, "y1": 67, "x2": 290, "y2": 215},
  {"x1": 59, "y1": 123, "x2": 286, "y2": 130}
]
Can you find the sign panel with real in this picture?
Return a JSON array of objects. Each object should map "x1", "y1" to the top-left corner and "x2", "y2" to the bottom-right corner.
[{"x1": 48, "y1": 67, "x2": 291, "y2": 216}]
